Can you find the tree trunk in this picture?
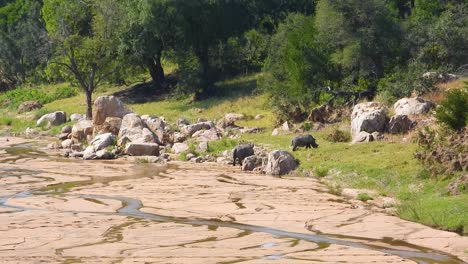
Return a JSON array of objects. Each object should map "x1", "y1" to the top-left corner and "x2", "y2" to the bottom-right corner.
[
  {"x1": 85, "y1": 89, "x2": 93, "y2": 120},
  {"x1": 147, "y1": 53, "x2": 165, "y2": 88},
  {"x1": 194, "y1": 48, "x2": 213, "y2": 100}
]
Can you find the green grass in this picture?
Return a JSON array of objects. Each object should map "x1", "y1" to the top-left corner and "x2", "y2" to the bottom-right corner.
[
  {"x1": 0, "y1": 115, "x2": 35, "y2": 133},
  {"x1": 207, "y1": 138, "x2": 239, "y2": 155},
  {"x1": 357, "y1": 193, "x2": 374, "y2": 202}
]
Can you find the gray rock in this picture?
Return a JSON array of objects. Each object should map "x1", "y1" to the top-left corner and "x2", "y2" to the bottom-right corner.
[
  {"x1": 37, "y1": 111, "x2": 67, "y2": 127},
  {"x1": 197, "y1": 141, "x2": 209, "y2": 153},
  {"x1": 225, "y1": 113, "x2": 245, "y2": 122},
  {"x1": 192, "y1": 156, "x2": 204, "y2": 163},
  {"x1": 94, "y1": 117, "x2": 122, "y2": 136},
  {"x1": 271, "y1": 128, "x2": 280, "y2": 136},
  {"x1": 264, "y1": 150, "x2": 298, "y2": 176},
  {"x1": 180, "y1": 121, "x2": 215, "y2": 136},
  {"x1": 172, "y1": 143, "x2": 189, "y2": 154},
  {"x1": 18, "y1": 101, "x2": 42, "y2": 114},
  {"x1": 118, "y1": 136, "x2": 131, "y2": 147},
  {"x1": 118, "y1": 113, "x2": 156, "y2": 143},
  {"x1": 173, "y1": 132, "x2": 187, "y2": 143},
  {"x1": 352, "y1": 131, "x2": 375, "y2": 144},
  {"x1": 96, "y1": 149, "x2": 114, "y2": 160},
  {"x1": 394, "y1": 97, "x2": 434, "y2": 116},
  {"x1": 61, "y1": 125, "x2": 72, "y2": 134},
  {"x1": 241, "y1": 155, "x2": 264, "y2": 171},
  {"x1": 388, "y1": 115, "x2": 414, "y2": 134},
  {"x1": 58, "y1": 133, "x2": 70, "y2": 141},
  {"x1": 72, "y1": 120, "x2": 94, "y2": 141},
  {"x1": 90, "y1": 133, "x2": 115, "y2": 151},
  {"x1": 125, "y1": 143, "x2": 160, "y2": 156},
  {"x1": 371, "y1": 132, "x2": 384, "y2": 141},
  {"x1": 178, "y1": 117, "x2": 190, "y2": 127},
  {"x1": 145, "y1": 116, "x2": 167, "y2": 133},
  {"x1": 83, "y1": 146, "x2": 97, "y2": 160},
  {"x1": 70, "y1": 144, "x2": 83, "y2": 152},
  {"x1": 70, "y1": 113, "x2": 84, "y2": 122},
  {"x1": 61, "y1": 139, "x2": 73, "y2": 149},
  {"x1": 25, "y1": 127, "x2": 38, "y2": 136},
  {"x1": 254, "y1": 114, "x2": 264, "y2": 120},
  {"x1": 194, "y1": 129, "x2": 220, "y2": 142},
  {"x1": 186, "y1": 153, "x2": 196, "y2": 160},
  {"x1": 92, "y1": 96, "x2": 131, "y2": 126},
  {"x1": 351, "y1": 102, "x2": 387, "y2": 140}
]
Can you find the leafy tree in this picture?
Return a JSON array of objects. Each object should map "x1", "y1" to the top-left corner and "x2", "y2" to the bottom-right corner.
[
  {"x1": 42, "y1": 0, "x2": 123, "y2": 119},
  {"x1": 315, "y1": 0, "x2": 402, "y2": 90},
  {"x1": 119, "y1": 0, "x2": 179, "y2": 88},
  {"x1": 408, "y1": 3, "x2": 468, "y2": 70},
  {"x1": 261, "y1": 14, "x2": 333, "y2": 122},
  {"x1": 0, "y1": 0, "x2": 48, "y2": 90},
  {"x1": 174, "y1": 0, "x2": 264, "y2": 98}
]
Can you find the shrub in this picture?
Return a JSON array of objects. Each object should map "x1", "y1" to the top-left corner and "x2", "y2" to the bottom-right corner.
[
  {"x1": 357, "y1": 193, "x2": 373, "y2": 202},
  {"x1": 314, "y1": 166, "x2": 329, "y2": 177},
  {"x1": 435, "y1": 86, "x2": 468, "y2": 130},
  {"x1": 326, "y1": 127, "x2": 351, "y2": 143},
  {"x1": 415, "y1": 127, "x2": 467, "y2": 176}
]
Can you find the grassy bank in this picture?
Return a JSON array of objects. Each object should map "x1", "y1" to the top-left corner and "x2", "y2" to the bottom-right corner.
[{"x1": 0, "y1": 74, "x2": 466, "y2": 234}]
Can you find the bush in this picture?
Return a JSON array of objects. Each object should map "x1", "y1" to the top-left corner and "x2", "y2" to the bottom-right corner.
[
  {"x1": 326, "y1": 127, "x2": 351, "y2": 143},
  {"x1": 415, "y1": 127, "x2": 467, "y2": 176},
  {"x1": 435, "y1": 86, "x2": 468, "y2": 130},
  {"x1": 357, "y1": 193, "x2": 373, "y2": 202}
]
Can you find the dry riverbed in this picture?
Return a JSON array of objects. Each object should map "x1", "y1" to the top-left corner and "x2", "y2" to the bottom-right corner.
[{"x1": 0, "y1": 137, "x2": 467, "y2": 264}]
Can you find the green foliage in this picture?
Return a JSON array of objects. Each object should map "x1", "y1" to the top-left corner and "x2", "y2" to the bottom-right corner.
[
  {"x1": 357, "y1": 193, "x2": 374, "y2": 202},
  {"x1": 42, "y1": 0, "x2": 124, "y2": 118},
  {"x1": 314, "y1": 166, "x2": 329, "y2": 177},
  {"x1": 315, "y1": 0, "x2": 402, "y2": 82},
  {"x1": 0, "y1": 0, "x2": 48, "y2": 89},
  {"x1": 408, "y1": 3, "x2": 468, "y2": 70},
  {"x1": 377, "y1": 63, "x2": 436, "y2": 98},
  {"x1": 0, "y1": 86, "x2": 77, "y2": 109},
  {"x1": 261, "y1": 13, "x2": 333, "y2": 121},
  {"x1": 435, "y1": 86, "x2": 468, "y2": 130},
  {"x1": 207, "y1": 138, "x2": 239, "y2": 154}
]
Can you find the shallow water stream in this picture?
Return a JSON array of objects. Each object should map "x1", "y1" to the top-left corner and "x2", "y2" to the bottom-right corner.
[{"x1": 0, "y1": 138, "x2": 466, "y2": 263}]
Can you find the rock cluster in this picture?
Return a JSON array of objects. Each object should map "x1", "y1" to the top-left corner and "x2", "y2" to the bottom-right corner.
[
  {"x1": 350, "y1": 97, "x2": 435, "y2": 143},
  {"x1": 43, "y1": 96, "x2": 268, "y2": 166}
]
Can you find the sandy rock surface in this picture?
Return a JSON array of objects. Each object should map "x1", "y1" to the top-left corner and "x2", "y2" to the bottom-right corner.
[{"x1": 0, "y1": 137, "x2": 467, "y2": 263}]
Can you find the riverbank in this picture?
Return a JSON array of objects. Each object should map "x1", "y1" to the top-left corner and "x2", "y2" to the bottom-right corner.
[{"x1": 0, "y1": 136, "x2": 467, "y2": 263}]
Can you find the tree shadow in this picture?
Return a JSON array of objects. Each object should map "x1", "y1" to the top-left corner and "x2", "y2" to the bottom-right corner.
[{"x1": 112, "y1": 74, "x2": 258, "y2": 113}]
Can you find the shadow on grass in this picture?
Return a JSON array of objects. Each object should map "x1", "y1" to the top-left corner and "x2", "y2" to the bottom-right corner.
[{"x1": 113, "y1": 74, "x2": 258, "y2": 113}]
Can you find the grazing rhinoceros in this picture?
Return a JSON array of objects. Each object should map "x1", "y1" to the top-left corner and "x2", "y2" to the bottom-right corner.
[
  {"x1": 233, "y1": 144, "x2": 254, "y2": 166},
  {"x1": 291, "y1": 135, "x2": 318, "y2": 151}
]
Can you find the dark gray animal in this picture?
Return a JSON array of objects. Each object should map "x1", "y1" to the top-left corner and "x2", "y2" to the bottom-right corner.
[
  {"x1": 233, "y1": 144, "x2": 254, "y2": 166},
  {"x1": 291, "y1": 135, "x2": 318, "y2": 151}
]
